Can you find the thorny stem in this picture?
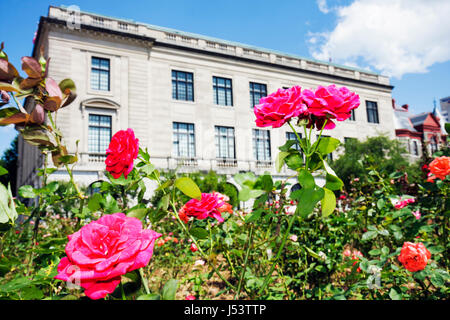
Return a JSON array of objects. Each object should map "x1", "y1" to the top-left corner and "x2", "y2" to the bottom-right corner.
[
  {"x1": 234, "y1": 225, "x2": 253, "y2": 300},
  {"x1": 139, "y1": 268, "x2": 150, "y2": 295}
]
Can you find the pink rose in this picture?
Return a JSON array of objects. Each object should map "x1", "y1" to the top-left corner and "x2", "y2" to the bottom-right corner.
[
  {"x1": 179, "y1": 193, "x2": 226, "y2": 223},
  {"x1": 54, "y1": 213, "x2": 161, "y2": 300},
  {"x1": 190, "y1": 243, "x2": 198, "y2": 252},
  {"x1": 185, "y1": 295, "x2": 196, "y2": 300},
  {"x1": 105, "y1": 129, "x2": 139, "y2": 179},
  {"x1": 394, "y1": 198, "x2": 415, "y2": 209},
  {"x1": 302, "y1": 84, "x2": 360, "y2": 130},
  {"x1": 254, "y1": 86, "x2": 308, "y2": 128},
  {"x1": 289, "y1": 234, "x2": 298, "y2": 242},
  {"x1": 412, "y1": 210, "x2": 421, "y2": 220}
]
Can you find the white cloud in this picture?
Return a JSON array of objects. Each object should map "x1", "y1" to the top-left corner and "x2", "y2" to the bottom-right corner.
[
  {"x1": 308, "y1": 0, "x2": 450, "y2": 78},
  {"x1": 317, "y1": 0, "x2": 330, "y2": 14}
]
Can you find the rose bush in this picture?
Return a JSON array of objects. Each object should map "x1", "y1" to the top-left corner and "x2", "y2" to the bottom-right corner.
[{"x1": 0, "y1": 44, "x2": 448, "y2": 300}]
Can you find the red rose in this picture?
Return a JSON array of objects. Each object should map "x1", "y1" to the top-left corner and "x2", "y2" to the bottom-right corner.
[
  {"x1": 54, "y1": 213, "x2": 161, "y2": 299},
  {"x1": 398, "y1": 242, "x2": 431, "y2": 272},
  {"x1": 179, "y1": 193, "x2": 227, "y2": 223},
  {"x1": 105, "y1": 128, "x2": 139, "y2": 179},
  {"x1": 427, "y1": 156, "x2": 450, "y2": 182}
]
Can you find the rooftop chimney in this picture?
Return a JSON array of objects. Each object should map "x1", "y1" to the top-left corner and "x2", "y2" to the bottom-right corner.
[
  {"x1": 402, "y1": 104, "x2": 409, "y2": 111},
  {"x1": 392, "y1": 98, "x2": 396, "y2": 109}
]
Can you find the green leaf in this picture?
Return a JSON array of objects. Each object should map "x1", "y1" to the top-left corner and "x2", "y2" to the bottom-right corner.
[
  {"x1": 245, "y1": 209, "x2": 262, "y2": 223},
  {"x1": 127, "y1": 208, "x2": 148, "y2": 220},
  {"x1": 298, "y1": 169, "x2": 315, "y2": 189},
  {"x1": 325, "y1": 173, "x2": 343, "y2": 191},
  {"x1": 21, "y1": 286, "x2": 44, "y2": 300},
  {"x1": 0, "y1": 165, "x2": 7, "y2": 176},
  {"x1": 368, "y1": 249, "x2": 381, "y2": 256},
  {"x1": 109, "y1": 173, "x2": 132, "y2": 186},
  {"x1": 101, "y1": 194, "x2": 120, "y2": 214},
  {"x1": 293, "y1": 187, "x2": 324, "y2": 218},
  {"x1": 361, "y1": 230, "x2": 378, "y2": 241},
  {"x1": 279, "y1": 139, "x2": 298, "y2": 152},
  {"x1": 445, "y1": 122, "x2": 450, "y2": 135},
  {"x1": 46, "y1": 181, "x2": 59, "y2": 193},
  {"x1": 389, "y1": 288, "x2": 402, "y2": 300},
  {"x1": 316, "y1": 137, "x2": 340, "y2": 155},
  {"x1": 258, "y1": 174, "x2": 273, "y2": 192},
  {"x1": 0, "y1": 183, "x2": 17, "y2": 225},
  {"x1": 18, "y1": 185, "x2": 36, "y2": 198},
  {"x1": 238, "y1": 187, "x2": 264, "y2": 202},
  {"x1": 381, "y1": 246, "x2": 389, "y2": 256},
  {"x1": 275, "y1": 151, "x2": 290, "y2": 172},
  {"x1": 87, "y1": 193, "x2": 102, "y2": 212},
  {"x1": 174, "y1": 177, "x2": 201, "y2": 200},
  {"x1": 158, "y1": 194, "x2": 170, "y2": 211},
  {"x1": 304, "y1": 246, "x2": 320, "y2": 259},
  {"x1": 377, "y1": 199, "x2": 385, "y2": 210},
  {"x1": 190, "y1": 227, "x2": 209, "y2": 239},
  {"x1": 140, "y1": 163, "x2": 155, "y2": 176},
  {"x1": 321, "y1": 187, "x2": 336, "y2": 217},
  {"x1": 285, "y1": 153, "x2": 303, "y2": 170},
  {"x1": 161, "y1": 279, "x2": 179, "y2": 300},
  {"x1": 233, "y1": 172, "x2": 257, "y2": 188},
  {"x1": 137, "y1": 293, "x2": 161, "y2": 300}
]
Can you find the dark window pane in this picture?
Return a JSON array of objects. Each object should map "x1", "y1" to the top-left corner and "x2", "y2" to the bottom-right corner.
[
  {"x1": 88, "y1": 114, "x2": 111, "y2": 153},
  {"x1": 173, "y1": 122, "x2": 196, "y2": 157},
  {"x1": 250, "y1": 82, "x2": 267, "y2": 108},
  {"x1": 172, "y1": 70, "x2": 194, "y2": 101},
  {"x1": 91, "y1": 57, "x2": 110, "y2": 91},
  {"x1": 366, "y1": 101, "x2": 379, "y2": 124}
]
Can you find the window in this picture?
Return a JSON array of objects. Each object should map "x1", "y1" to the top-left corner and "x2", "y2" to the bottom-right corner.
[
  {"x1": 88, "y1": 114, "x2": 112, "y2": 153},
  {"x1": 213, "y1": 76, "x2": 233, "y2": 106},
  {"x1": 349, "y1": 109, "x2": 356, "y2": 121},
  {"x1": 173, "y1": 122, "x2": 195, "y2": 157},
  {"x1": 430, "y1": 136, "x2": 438, "y2": 153},
  {"x1": 172, "y1": 70, "x2": 194, "y2": 101},
  {"x1": 215, "y1": 126, "x2": 235, "y2": 159},
  {"x1": 412, "y1": 140, "x2": 419, "y2": 156},
  {"x1": 250, "y1": 82, "x2": 267, "y2": 108},
  {"x1": 118, "y1": 22, "x2": 128, "y2": 30},
  {"x1": 366, "y1": 101, "x2": 379, "y2": 123},
  {"x1": 253, "y1": 129, "x2": 271, "y2": 161},
  {"x1": 286, "y1": 132, "x2": 302, "y2": 153},
  {"x1": 91, "y1": 57, "x2": 110, "y2": 91},
  {"x1": 344, "y1": 137, "x2": 357, "y2": 144},
  {"x1": 93, "y1": 17, "x2": 104, "y2": 26}
]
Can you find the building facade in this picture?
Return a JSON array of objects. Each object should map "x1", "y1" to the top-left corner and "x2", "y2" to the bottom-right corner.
[
  {"x1": 17, "y1": 6, "x2": 396, "y2": 191},
  {"x1": 393, "y1": 100, "x2": 447, "y2": 163}
]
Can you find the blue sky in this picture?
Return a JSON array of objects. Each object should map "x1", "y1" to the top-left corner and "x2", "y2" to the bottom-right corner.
[{"x1": 1, "y1": 0, "x2": 449, "y2": 155}]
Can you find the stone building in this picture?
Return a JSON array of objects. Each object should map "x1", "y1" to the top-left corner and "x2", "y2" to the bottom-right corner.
[{"x1": 17, "y1": 5, "x2": 396, "y2": 191}]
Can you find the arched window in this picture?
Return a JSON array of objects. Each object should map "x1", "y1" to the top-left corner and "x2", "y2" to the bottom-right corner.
[{"x1": 80, "y1": 98, "x2": 121, "y2": 163}]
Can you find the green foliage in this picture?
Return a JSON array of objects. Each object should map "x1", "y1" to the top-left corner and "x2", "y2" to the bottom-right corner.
[{"x1": 332, "y1": 135, "x2": 422, "y2": 188}]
